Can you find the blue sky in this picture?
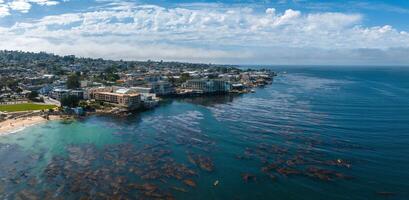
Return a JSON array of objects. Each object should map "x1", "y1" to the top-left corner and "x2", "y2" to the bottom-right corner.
[{"x1": 1, "y1": 0, "x2": 409, "y2": 65}]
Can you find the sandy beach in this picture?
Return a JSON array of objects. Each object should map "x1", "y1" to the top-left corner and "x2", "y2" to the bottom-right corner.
[{"x1": 0, "y1": 115, "x2": 61, "y2": 136}]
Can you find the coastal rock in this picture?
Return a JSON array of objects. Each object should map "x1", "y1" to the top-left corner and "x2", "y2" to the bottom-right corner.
[{"x1": 183, "y1": 179, "x2": 197, "y2": 187}]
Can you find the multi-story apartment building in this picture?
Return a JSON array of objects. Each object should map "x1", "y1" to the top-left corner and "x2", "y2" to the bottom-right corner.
[
  {"x1": 182, "y1": 79, "x2": 231, "y2": 93},
  {"x1": 50, "y1": 89, "x2": 84, "y2": 100},
  {"x1": 93, "y1": 92, "x2": 141, "y2": 109},
  {"x1": 148, "y1": 81, "x2": 175, "y2": 96},
  {"x1": 50, "y1": 88, "x2": 70, "y2": 100}
]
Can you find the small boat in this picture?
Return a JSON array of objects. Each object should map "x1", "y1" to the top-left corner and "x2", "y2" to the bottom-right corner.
[{"x1": 250, "y1": 89, "x2": 255, "y2": 93}]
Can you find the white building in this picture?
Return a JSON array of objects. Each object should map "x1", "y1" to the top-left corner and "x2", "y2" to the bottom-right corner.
[
  {"x1": 50, "y1": 88, "x2": 70, "y2": 100},
  {"x1": 182, "y1": 79, "x2": 231, "y2": 93},
  {"x1": 148, "y1": 81, "x2": 175, "y2": 96}
]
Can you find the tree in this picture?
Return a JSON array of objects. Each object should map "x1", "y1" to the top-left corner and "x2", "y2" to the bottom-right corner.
[
  {"x1": 53, "y1": 66, "x2": 66, "y2": 75},
  {"x1": 180, "y1": 73, "x2": 190, "y2": 83},
  {"x1": 61, "y1": 95, "x2": 80, "y2": 108},
  {"x1": 99, "y1": 66, "x2": 120, "y2": 82},
  {"x1": 167, "y1": 75, "x2": 177, "y2": 86},
  {"x1": 28, "y1": 91, "x2": 39, "y2": 100},
  {"x1": 107, "y1": 73, "x2": 120, "y2": 82},
  {"x1": 67, "y1": 74, "x2": 80, "y2": 89},
  {"x1": 15, "y1": 87, "x2": 23, "y2": 93},
  {"x1": 104, "y1": 66, "x2": 118, "y2": 74}
]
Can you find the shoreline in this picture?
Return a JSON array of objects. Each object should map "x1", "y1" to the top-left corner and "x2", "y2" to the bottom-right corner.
[
  {"x1": 0, "y1": 115, "x2": 62, "y2": 136},
  {"x1": 0, "y1": 85, "x2": 270, "y2": 136}
]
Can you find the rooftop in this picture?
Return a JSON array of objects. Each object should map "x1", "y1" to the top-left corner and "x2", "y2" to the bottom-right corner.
[{"x1": 95, "y1": 91, "x2": 140, "y2": 97}]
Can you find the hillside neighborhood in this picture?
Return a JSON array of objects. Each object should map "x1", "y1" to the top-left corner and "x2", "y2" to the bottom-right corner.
[{"x1": 0, "y1": 50, "x2": 275, "y2": 122}]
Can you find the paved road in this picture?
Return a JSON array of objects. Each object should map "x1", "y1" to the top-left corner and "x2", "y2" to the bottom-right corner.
[{"x1": 42, "y1": 96, "x2": 61, "y2": 107}]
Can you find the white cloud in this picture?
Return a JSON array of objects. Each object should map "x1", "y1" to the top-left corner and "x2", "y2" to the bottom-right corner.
[
  {"x1": 8, "y1": 0, "x2": 31, "y2": 13},
  {"x1": 0, "y1": 3, "x2": 10, "y2": 17},
  {"x1": 1, "y1": 0, "x2": 59, "y2": 14},
  {"x1": 276, "y1": 9, "x2": 301, "y2": 25},
  {"x1": 29, "y1": 0, "x2": 59, "y2": 6},
  {"x1": 0, "y1": 2, "x2": 409, "y2": 65},
  {"x1": 265, "y1": 8, "x2": 276, "y2": 15}
]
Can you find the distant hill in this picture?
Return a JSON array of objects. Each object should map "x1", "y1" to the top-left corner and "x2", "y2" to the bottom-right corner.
[{"x1": 0, "y1": 50, "x2": 238, "y2": 72}]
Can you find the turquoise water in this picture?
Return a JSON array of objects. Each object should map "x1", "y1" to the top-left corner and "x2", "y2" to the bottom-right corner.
[{"x1": 1, "y1": 67, "x2": 409, "y2": 199}]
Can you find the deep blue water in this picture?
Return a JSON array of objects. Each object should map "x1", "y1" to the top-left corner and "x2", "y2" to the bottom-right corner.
[{"x1": 1, "y1": 66, "x2": 409, "y2": 199}]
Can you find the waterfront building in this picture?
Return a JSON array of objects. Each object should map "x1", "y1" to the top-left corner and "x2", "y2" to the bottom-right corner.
[
  {"x1": 148, "y1": 81, "x2": 175, "y2": 96},
  {"x1": 182, "y1": 79, "x2": 231, "y2": 93},
  {"x1": 50, "y1": 88, "x2": 70, "y2": 100},
  {"x1": 50, "y1": 89, "x2": 85, "y2": 100},
  {"x1": 93, "y1": 92, "x2": 141, "y2": 109},
  {"x1": 140, "y1": 93, "x2": 159, "y2": 108},
  {"x1": 232, "y1": 83, "x2": 245, "y2": 91},
  {"x1": 70, "y1": 90, "x2": 84, "y2": 99},
  {"x1": 84, "y1": 87, "x2": 115, "y2": 100}
]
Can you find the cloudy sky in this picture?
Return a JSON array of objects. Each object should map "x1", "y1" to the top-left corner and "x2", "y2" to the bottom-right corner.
[{"x1": 1, "y1": 0, "x2": 409, "y2": 65}]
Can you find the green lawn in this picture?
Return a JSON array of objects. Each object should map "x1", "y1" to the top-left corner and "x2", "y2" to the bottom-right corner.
[{"x1": 0, "y1": 103, "x2": 57, "y2": 112}]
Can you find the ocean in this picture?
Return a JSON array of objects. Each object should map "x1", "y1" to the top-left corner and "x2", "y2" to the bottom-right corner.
[{"x1": 1, "y1": 66, "x2": 408, "y2": 199}]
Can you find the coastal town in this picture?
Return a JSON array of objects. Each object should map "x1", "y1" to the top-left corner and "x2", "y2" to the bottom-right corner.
[{"x1": 0, "y1": 50, "x2": 276, "y2": 133}]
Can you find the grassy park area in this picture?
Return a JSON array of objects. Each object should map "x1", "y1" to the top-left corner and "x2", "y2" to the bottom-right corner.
[{"x1": 0, "y1": 103, "x2": 57, "y2": 112}]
